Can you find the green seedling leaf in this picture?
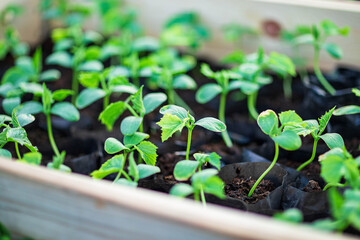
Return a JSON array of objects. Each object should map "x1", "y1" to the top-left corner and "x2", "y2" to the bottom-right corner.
[
  {"x1": 272, "y1": 130, "x2": 301, "y2": 151},
  {"x1": 104, "y1": 137, "x2": 128, "y2": 154},
  {"x1": 274, "y1": 209, "x2": 303, "y2": 223},
  {"x1": 20, "y1": 83, "x2": 43, "y2": 95},
  {"x1": 78, "y1": 60, "x2": 104, "y2": 72},
  {"x1": 51, "y1": 102, "x2": 79, "y2": 121},
  {"x1": 120, "y1": 116, "x2": 142, "y2": 136},
  {"x1": 334, "y1": 105, "x2": 360, "y2": 116},
  {"x1": 323, "y1": 43, "x2": 343, "y2": 59},
  {"x1": 279, "y1": 110, "x2": 303, "y2": 125},
  {"x1": 157, "y1": 113, "x2": 186, "y2": 141},
  {"x1": 173, "y1": 74, "x2": 197, "y2": 89},
  {"x1": 319, "y1": 133, "x2": 344, "y2": 149},
  {"x1": 46, "y1": 51, "x2": 73, "y2": 68},
  {"x1": 21, "y1": 152, "x2": 42, "y2": 165},
  {"x1": 353, "y1": 88, "x2": 360, "y2": 97},
  {"x1": 99, "y1": 101, "x2": 127, "y2": 131},
  {"x1": 195, "y1": 83, "x2": 222, "y2": 104},
  {"x1": 138, "y1": 164, "x2": 161, "y2": 179},
  {"x1": 195, "y1": 117, "x2": 226, "y2": 132},
  {"x1": 268, "y1": 52, "x2": 296, "y2": 76},
  {"x1": 194, "y1": 152, "x2": 221, "y2": 170},
  {"x1": 0, "y1": 149, "x2": 12, "y2": 158},
  {"x1": 320, "y1": 148, "x2": 346, "y2": 184},
  {"x1": 159, "y1": 105, "x2": 189, "y2": 120},
  {"x1": 191, "y1": 169, "x2": 218, "y2": 184},
  {"x1": 3, "y1": 97, "x2": 20, "y2": 115},
  {"x1": 174, "y1": 160, "x2": 199, "y2": 181},
  {"x1": 111, "y1": 85, "x2": 138, "y2": 94},
  {"x1": 18, "y1": 101, "x2": 43, "y2": 115},
  {"x1": 91, "y1": 155, "x2": 125, "y2": 179},
  {"x1": 170, "y1": 183, "x2": 194, "y2": 197},
  {"x1": 200, "y1": 63, "x2": 215, "y2": 78},
  {"x1": 40, "y1": 69, "x2": 61, "y2": 82},
  {"x1": 124, "y1": 132, "x2": 149, "y2": 147},
  {"x1": 128, "y1": 152, "x2": 139, "y2": 182},
  {"x1": 319, "y1": 107, "x2": 335, "y2": 135},
  {"x1": 143, "y1": 92, "x2": 167, "y2": 114},
  {"x1": 202, "y1": 175, "x2": 226, "y2": 199},
  {"x1": 257, "y1": 110, "x2": 279, "y2": 136},
  {"x1": 135, "y1": 141, "x2": 158, "y2": 166},
  {"x1": 52, "y1": 89, "x2": 74, "y2": 101},
  {"x1": 76, "y1": 88, "x2": 106, "y2": 109},
  {"x1": 131, "y1": 86, "x2": 145, "y2": 116},
  {"x1": 16, "y1": 113, "x2": 35, "y2": 127},
  {"x1": 115, "y1": 178, "x2": 138, "y2": 187},
  {"x1": 79, "y1": 72, "x2": 101, "y2": 88},
  {"x1": 6, "y1": 127, "x2": 33, "y2": 148}
]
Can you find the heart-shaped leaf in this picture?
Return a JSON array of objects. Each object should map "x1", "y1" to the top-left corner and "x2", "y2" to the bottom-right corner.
[
  {"x1": 104, "y1": 137, "x2": 128, "y2": 154},
  {"x1": 195, "y1": 117, "x2": 226, "y2": 132},
  {"x1": 120, "y1": 116, "x2": 143, "y2": 136}
]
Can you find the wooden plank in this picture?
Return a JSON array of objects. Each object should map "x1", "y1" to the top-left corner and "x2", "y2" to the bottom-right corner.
[
  {"x1": 125, "y1": 0, "x2": 360, "y2": 69},
  {"x1": 0, "y1": 158, "x2": 358, "y2": 240}
]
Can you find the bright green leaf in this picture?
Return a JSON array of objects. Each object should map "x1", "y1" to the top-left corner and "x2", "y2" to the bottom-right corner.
[
  {"x1": 120, "y1": 116, "x2": 142, "y2": 136},
  {"x1": 104, "y1": 137, "x2": 128, "y2": 154},
  {"x1": 157, "y1": 113, "x2": 186, "y2": 141},
  {"x1": 76, "y1": 88, "x2": 106, "y2": 109},
  {"x1": 195, "y1": 117, "x2": 226, "y2": 132},
  {"x1": 174, "y1": 160, "x2": 199, "y2": 181},
  {"x1": 135, "y1": 141, "x2": 158, "y2": 166},
  {"x1": 170, "y1": 183, "x2": 194, "y2": 197},
  {"x1": 143, "y1": 93, "x2": 167, "y2": 114},
  {"x1": 195, "y1": 83, "x2": 222, "y2": 104},
  {"x1": 91, "y1": 155, "x2": 125, "y2": 179},
  {"x1": 51, "y1": 102, "x2": 79, "y2": 121},
  {"x1": 99, "y1": 101, "x2": 126, "y2": 131},
  {"x1": 272, "y1": 130, "x2": 302, "y2": 151}
]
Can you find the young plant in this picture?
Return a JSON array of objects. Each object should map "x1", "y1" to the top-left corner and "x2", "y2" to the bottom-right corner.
[
  {"x1": 75, "y1": 67, "x2": 138, "y2": 110},
  {"x1": 157, "y1": 105, "x2": 226, "y2": 160},
  {"x1": 0, "y1": 110, "x2": 40, "y2": 165},
  {"x1": 195, "y1": 63, "x2": 242, "y2": 147},
  {"x1": 334, "y1": 88, "x2": 360, "y2": 116},
  {"x1": 294, "y1": 20, "x2": 350, "y2": 95},
  {"x1": 39, "y1": 0, "x2": 92, "y2": 27},
  {"x1": 145, "y1": 48, "x2": 197, "y2": 107},
  {"x1": 171, "y1": 152, "x2": 225, "y2": 206},
  {"x1": 46, "y1": 25, "x2": 104, "y2": 103},
  {"x1": 90, "y1": 133, "x2": 160, "y2": 187},
  {"x1": 0, "y1": 4, "x2": 29, "y2": 60},
  {"x1": 286, "y1": 107, "x2": 345, "y2": 171},
  {"x1": 17, "y1": 84, "x2": 79, "y2": 172},
  {"x1": 161, "y1": 12, "x2": 210, "y2": 52},
  {"x1": 312, "y1": 148, "x2": 360, "y2": 232},
  {"x1": 249, "y1": 109, "x2": 302, "y2": 197},
  {"x1": 99, "y1": 85, "x2": 167, "y2": 132}
]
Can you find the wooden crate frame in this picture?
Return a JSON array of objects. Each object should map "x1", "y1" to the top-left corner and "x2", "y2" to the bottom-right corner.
[{"x1": 0, "y1": 158, "x2": 359, "y2": 240}]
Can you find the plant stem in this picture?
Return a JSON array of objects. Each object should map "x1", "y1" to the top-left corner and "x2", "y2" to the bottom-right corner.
[
  {"x1": 15, "y1": 142, "x2": 21, "y2": 160},
  {"x1": 71, "y1": 68, "x2": 79, "y2": 104},
  {"x1": 103, "y1": 94, "x2": 109, "y2": 110},
  {"x1": 297, "y1": 138, "x2": 319, "y2": 171},
  {"x1": 323, "y1": 182, "x2": 347, "y2": 191},
  {"x1": 248, "y1": 142, "x2": 279, "y2": 197},
  {"x1": 46, "y1": 113, "x2": 60, "y2": 157},
  {"x1": 198, "y1": 166, "x2": 206, "y2": 207},
  {"x1": 167, "y1": 88, "x2": 175, "y2": 105},
  {"x1": 283, "y1": 74, "x2": 292, "y2": 99},
  {"x1": 313, "y1": 47, "x2": 336, "y2": 95},
  {"x1": 185, "y1": 127, "x2": 194, "y2": 160},
  {"x1": 114, "y1": 171, "x2": 122, "y2": 182},
  {"x1": 219, "y1": 91, "x2": 233, "y2": 148},
  {"x1": 247, "y1": 91, "x2": 259, "y2": 120},
  {"x1": 194, "y1": 191, "x2": 200, "y2": 202},
  {"x1": 121, "y1": 170, "x2": 132, "y2": 181}
]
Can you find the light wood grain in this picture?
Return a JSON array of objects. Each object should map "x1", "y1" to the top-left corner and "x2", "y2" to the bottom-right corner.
[{"x1": 0, "y1": 158, "x2": 358, "y2": 240}]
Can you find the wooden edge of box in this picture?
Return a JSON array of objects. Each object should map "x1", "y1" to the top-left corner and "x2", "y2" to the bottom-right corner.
[{"x1": 0, "y1": 158, "x2": 358, "y2": 240}]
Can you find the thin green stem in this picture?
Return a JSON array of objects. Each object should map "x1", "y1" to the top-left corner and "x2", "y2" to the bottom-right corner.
[
  {"x1": 198, "y1": 166, "x2": 206, "y2": 207},
  {"x1": 297, "y1": 138, "x2": 319, "y2": 171},
  {"x1": 121, "y1": 170, "x2": 132, "y2": 181},
  {"x1": 247, "y1": 91, "x2": 259, "y2": 120},
  {"x1": 314, "y1": 47, "x2": 336, "y2": 95},
  {"x1": 323, "y1": 182, "x2": 347, "y2": 191},
  {"x1": 167, "y1": 88, "x2": 175, "y2": 105},
  {"x1": 186, "y1": 126, "x2": 194, "y2": 160},
  {"x1": 193, "y1": 191, "x2": 200, "y2": 202},
  {"x1": 103, "y1": 94, "x2": 109, "y2": 110},
  {"x1": 248, "y1": 142, "x2": 279, "y2": 197},
  {"x1": 15, "y1": 142, "x2": 21, "y2": 160},
  {"x1": 283, "y1": 74, "x2": 292, "y2": 99},
  {"x1": 114, "y1": 171, "x2": 122, "y2": 182},
  {"x1": 46, "y1": 113, "x2": 60, "y2": 157},
  {"x1": 219, "y1": 91, "x2": 233, "y2": 148},
  {"x1": 71, "y1": 68, "x2": 79, "y2": 104}
]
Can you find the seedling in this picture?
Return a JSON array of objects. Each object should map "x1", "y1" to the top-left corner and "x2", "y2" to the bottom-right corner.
[
  {"x1": 145, "y1": 48, "x2": 197, "y2": 107},
  {"x1": 90, "y1": 133, "x2": 160, "y2": 187},
  {"x1": 46, "y1": 25, "x2": 104, "y2": 103},
  {"x1": 161, "y1": 12, "x2": 210, "y2": 52},
  {"x1": 17, "y1": 84, "x2": 79, "y2": 172},
  {"x1": 195, "y1": 63, "x2": 242, "y2": 147},
  {"x1": 39, "y1": 0, "x2": 92, "y2": 27},
  {"x1": 171, "y1": 152, "x2": 224, "y2": 206},
  {"x1": 0, "y1": 4, "x2": 29, "y2": 59},
  {"x1": 76, "y1": 67, "x2": 138, "y2": 110},
  {"x1": 157, "y1": 105, "x2": 226, "y2": 160},
  {"x1": 0, "y1": 110, "x2": 40, "y2": 164},
  {"x1": 249, "y1": 109, "x2": 302, "y2": 197},
  {"x1": 99, "y1": 85, "x2": 167, "y2": 132},
  {"x1": 334, "y1": 88, "x2": 360, "y2": 116},
  {"x1": 312, "y1": 148, "x2": 360, "y2": 232},
  {"x1": 294, "y1": 20, "x2": 350, "y2": 95},
  {"x1": 286, "y1": 107, "x2": 345, "y2": 171}
]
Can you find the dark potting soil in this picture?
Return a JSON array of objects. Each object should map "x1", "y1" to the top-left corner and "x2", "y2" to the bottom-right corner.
[
  {"x1": 224, "y1": 177, "x2": 275, "y2": 204},
  {"x1": 302, "y1": 180, "x2": 322, "y2": 192}
]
